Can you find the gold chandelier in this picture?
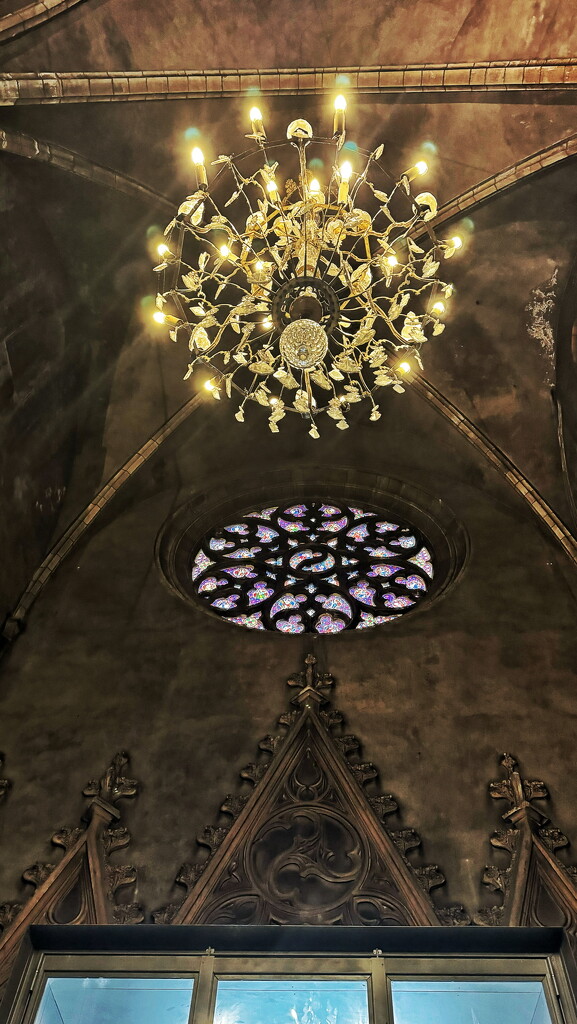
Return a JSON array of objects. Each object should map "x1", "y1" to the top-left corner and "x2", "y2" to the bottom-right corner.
[{"x1": 152, "y1": 97, "x2": 462, "y2": 437}]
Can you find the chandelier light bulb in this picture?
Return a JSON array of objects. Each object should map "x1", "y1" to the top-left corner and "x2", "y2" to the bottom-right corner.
[
  {"x1": 338, "y1": 160, "x2": 352, "y2": 204},
  {"x1": 191, "y1": 146, "x2": 207, "y2": 187},
  {"x1": 333, "y1": 94, "x2": 347, "y2": 135},
  {"x1": 266, "y1": 178, "x2": 280, "y2": 202},
  {"x1": 204, "y1": 379, "x2": 217, "y2": 391},
  {"x1": 249, "y1": 106, "x2": 266, "y2": 138},
  {"x1": 386, "y1": 255, "x2": 398, "y2": 267},
  {"x1": 157, "y1": 243, "x2": 170, "y2": 257},
  {"x1": 309, "y1": 178, "x2": 322, "y2": 197},
  {"x1": 399, "y1": 361, "x2": 412, "y2": 374},
  {"x1": 255, "y1": 260, "x2": 264, "y2": 272},
  {"x1": 153, "y1": 311, "x2": 166, "y2": 324},
  {"x1": 451, "y1": 235, "x2": 463, "y2": 249},
  {"x1": 219, "y1": 245, "x2": 231, "y2": 259},
  {"x1": 432, "y1": 301, "x2": 445, "y2": 314},
  {"x1": 405, "y1": 160, "x2": 428, "y2": 181}
]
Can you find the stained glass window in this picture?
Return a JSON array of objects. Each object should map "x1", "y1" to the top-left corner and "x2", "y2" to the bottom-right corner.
[{"x1": 191, "y1": 502, "x2": 434, "y2": 633}]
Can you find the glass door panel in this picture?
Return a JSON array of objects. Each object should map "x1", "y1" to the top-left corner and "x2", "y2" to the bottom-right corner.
[
  {"x1": 33, "y1": 977, "x2": 195, "y2": 1024},
  {"x1": 390, "y1": 979, "x2": 553, "y2": 1024},
  {"x1": 214, "y1": 979, "x2": 370, "y2": 1024}
]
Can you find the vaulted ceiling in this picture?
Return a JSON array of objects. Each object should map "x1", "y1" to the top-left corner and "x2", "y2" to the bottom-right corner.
[{"x1": 1, "y1": 0, "x2": 577, "y2": 919}]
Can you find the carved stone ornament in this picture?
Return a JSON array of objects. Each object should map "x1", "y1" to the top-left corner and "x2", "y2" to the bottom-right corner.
[
  {"x1": 155, "y1": 655, "x2": 465, "y2": 927},
  {"x1": 0, "y1": 752, "x2": 142, "y2": 989},
  {"x1": 476, "y1": 753, "x2": 577, "y2": 934}
]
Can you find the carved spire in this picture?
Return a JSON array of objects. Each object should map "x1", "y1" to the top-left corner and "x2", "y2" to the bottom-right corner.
[
  {"x1": 0, "y1": 752, "x2": 143, "y2": 988},
  {"x1": 476, "y1": 753, "x2": 577, "y2": 930},
  {"x1": 154, "y1": 656, "x2": 467, "y2": 927}
]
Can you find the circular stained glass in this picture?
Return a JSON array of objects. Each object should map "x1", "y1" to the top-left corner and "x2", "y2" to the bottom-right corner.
[{"x1": 190, "y1": 501, "x2": 434, "y2": 634}]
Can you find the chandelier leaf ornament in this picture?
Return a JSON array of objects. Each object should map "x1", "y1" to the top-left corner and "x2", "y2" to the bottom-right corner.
[{"x1": 152, "y1": 97, "x2": 462, "y2": 436}]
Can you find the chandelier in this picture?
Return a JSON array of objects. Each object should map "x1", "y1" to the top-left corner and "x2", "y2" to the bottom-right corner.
[{"x1": 152, "y1": 98, "x2": 462, "y2": 437}]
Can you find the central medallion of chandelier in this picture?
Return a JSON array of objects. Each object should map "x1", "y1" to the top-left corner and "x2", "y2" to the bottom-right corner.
[{"x1": 153, "y1": 97, "x2": 462, "y2": 436}]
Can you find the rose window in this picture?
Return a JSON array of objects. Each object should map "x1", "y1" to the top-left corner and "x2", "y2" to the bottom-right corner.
[{"x1": 191, "y1": 501, "x2": 434, "y2": 633}]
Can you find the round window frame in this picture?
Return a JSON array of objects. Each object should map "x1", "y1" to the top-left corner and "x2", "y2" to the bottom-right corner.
[{"x1": 155, "y1": 468, "x2": 468, "y2": 634}]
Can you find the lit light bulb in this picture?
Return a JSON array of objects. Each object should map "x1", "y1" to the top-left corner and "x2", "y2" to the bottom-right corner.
[
  {"x1": 249, "y1": 106, "x2": 266, "y2": 138},
  {"x1": 405, "y1": 160, "x2": 428, "y2": 181},
  {"x1": 269, "y1": 396, "x2": 279, "y2": 405},
  {"x1": 451, "y1": 235, "x2": 463, "y2": 249},
  {"x1": 432, "y1": 301, "x2": 445, "y2": 314},
  {"x1": 266, "y1": 178, "x2": 280, "y2": 203},
  {"x1": 204, "y1": 379, "x2": 217, "y2": 392},
  {"x1": 153, "y1": 311, "x2": 166, "y2": 324},
  {"x1": 191, "y1": 146, "x2": 207, "y2": 187},
  {"x1": 399, "y1": 361, "x2": 412, "y2": 374},
  {"x1": 219, "y1": 245, "x2": 231, "y2": 259},
  {"x1": 255, "y1": 260, "x2": 264, "y2": 272},
  {"x1": 386, "y1": 255, "x2": 398, "y2": 267},
  {"x1": 262, "y1": 317, "x2": 273, "y2": 329},
  {"x1": 157, "y1": 243, "x2": 170, "y2": 257},
  {"x1": 333, "y1": 94, "x2": 347, "y2": 135},
  {"x1": 338, "y1": 161, "x2": 352, "y2": 204}
]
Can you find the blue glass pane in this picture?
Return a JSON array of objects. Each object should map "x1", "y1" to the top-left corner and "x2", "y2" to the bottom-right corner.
[
  {"x1": 215, "y1": 979, "x2": 369, "y2": 1024},
  {"x1": 35, "y1": 977, "x2": 194, "y2": 1024},
  {"x1": 391, "y1": 980, "x2": 552, "y2": 1024}
]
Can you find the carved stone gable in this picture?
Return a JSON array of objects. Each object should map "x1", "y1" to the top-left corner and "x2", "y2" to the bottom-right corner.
[{"x1": 163, "y1": 657, "x2": 457, "y2": 927}]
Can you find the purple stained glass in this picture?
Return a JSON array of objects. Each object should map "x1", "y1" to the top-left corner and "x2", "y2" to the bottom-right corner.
[
  {"x1": 383, "y1": 594, "x2": 414, "y2": 609},
  {"x1": 212, "y1": 595, "x2": 240, "y2": 610},
  {"x1": 321, "y1": 594, "x2": 353, "y2": 618},
  {"x1": 223, "y1": 546, "x2": 261, "y2": 559},
  {"x1": 192, "y1": 550, "x2": 214, "y2": 580},
  {"x1": 289, "y1": 549, "x2": 321, "y2": 569},
  {"x1": 349, "y1": 581, "x2": 376, "y2": 606},
  {"x1": 223, "y1": 565, "x2": 257, "y2": 578},
  {"x1": 347, "y1": 524, "x2": 369, "y2": 542},
  {"x1": 256, "y1": 525, "x2": 279, "y2": 543},
  {"x1": 356, "y1": 612, "x2": 400, "y2": 628},
  {"x1": 209, "y1": 537, "x2": 235, "y2": 551},
  {"x1": 248, "y1": 581, "x2": 275, "y2": 605},
  {"x1": 198, "y1": 576, "x2": 227, "y2": 593},
  {"x1": 278, "y1": 517, "x2": 308, "y2": 533},
  {"x1": 319, "y1": 516, "x2": 348, "y2": 532},
  {"x1": 271, "y1": 593, "x2": 306, "y2": 616},
  {"x1": 390, "y1": 535, "x2": 417, "y2": 548},
  {"x1": 409, "y1": 546, "x2": 434, "y2": 578},
  {"x1": 316, "y1": 613, "x2": 347, "y2": 633},
  {"x1": 192, "y1": 500, "x2": 433, "y2": 632},
  {"x1": 365, "y1": 545, "x2": 396, "y2": 558},
  {"x1": 245, "y1": 507, "x2": 278, "y2": 518},
  {"x1": 228, "y1": 611, "x2": 265, "y2": 630},
  {"x1": 398, "y1": 574, "x2": 427, "y2": 591},
  {"x1": 284, "y1": 504, "x2": 307, "y2": 517},
  {"x1": 276, "y1": 615, "x2": 305, "y2": 633}
]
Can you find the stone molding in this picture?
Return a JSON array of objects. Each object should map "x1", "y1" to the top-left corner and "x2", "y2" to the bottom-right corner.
[{"x1": 3, "y1": 60, "x2": 577, "y2": 105}]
